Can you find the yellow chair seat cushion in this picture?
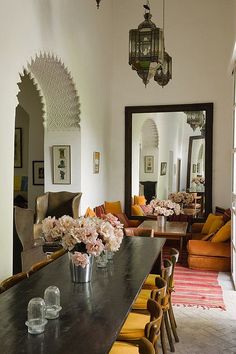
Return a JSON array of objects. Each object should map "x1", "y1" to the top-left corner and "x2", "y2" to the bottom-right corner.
[
  {"x1": 143, "y1": 274, "x2": 159, "y2": 290},
  {"x1": 118, "y1": 312, "x2": 149, "y2": 341},
  {"x1": 134, "y1": 195, "x2": 147, "y2": 206},
  {"x1": 132, "y1": 289, "x2": 152, "y2": 310},
  {"x1": 109, "y1": 341, "x2": 139, "y2": 354},
  {"x1": 85, "y1": 207, "x2": 96, "y2": 217},
  {"x1": 201, "y1": 214, "x2": 224, "y2": 234},
  {"x1": 211, "y1": 220, "x2": 231, "y2": 242},
  {"x1": 104, "y1": 201, "x2": 122, "y2": 214},
  {"x1": 131, "y1": 204, "x2": 144, "y2": 216}
]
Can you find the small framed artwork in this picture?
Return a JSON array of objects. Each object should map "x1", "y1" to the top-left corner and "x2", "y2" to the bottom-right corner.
[
  {"x1": 93, "y1": 152, "x2": 100, "y2": 174},
  {"x1": 14, "y1": 128, "x2": 22, "y2": 168},
  {"x1": 33, "y1": 161, "x2": 44, "y2": 185},
  {"x1": 52, "y1": 145, "x2": 71, "y2": 184},
  {"x1": 192, "y1": 164, "x2": 196, "y2": 173},
  {"x1": 144, "y1": 155, "x2": 154, "y2": 173},
  {"x1": 160, "y1": 162, "x2": 167, "y2": 176}
]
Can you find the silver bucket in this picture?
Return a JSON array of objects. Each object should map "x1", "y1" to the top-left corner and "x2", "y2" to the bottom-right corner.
[{"x1": 69, "y1": 253, "x2": 94, "y2": 283}]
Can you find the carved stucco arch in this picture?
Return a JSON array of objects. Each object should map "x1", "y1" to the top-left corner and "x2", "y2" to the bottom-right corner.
[
  {"x1": 141, "y1": 118, "x2": 159, "y2": 149},
  {"x1": 18, "y1": 53, "x2": 80, "y2": 130}
]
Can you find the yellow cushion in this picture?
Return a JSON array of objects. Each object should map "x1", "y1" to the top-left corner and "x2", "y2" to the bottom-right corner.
[
  {"x1": 109, "y1": 341, "x2": 139, "y2": 354},
  {"x1": 104, "y1": 201, "x2": 122, "y2": 214},
  {"x1": 201, "y1": 233, "x2": 215, "y2": 241},
  {"x1": 143, "y1": 274, "x2": 159, "y2": 290},
  {"x1": 201, "y1": 214, "x2": 224, "y2": 234},
  {"x1": 85, "y1": 207, "x2": 96, "y2": 218},
  {"x1": 211, "y1": 221, "x2": 231, "y2": 243},
  {"x1": 131, "y1": 204, "x2": 144, "y2": 216},
  {"x1": 208, "y1": 218, "x2": 224, "y2": 234},
  {"x1": 134, "y1": 195, "x2": 146, "y2": 206},
  {"x1": 132, "y1": 289, "x2": 152, "y2": 310},
  {"x1": 118, "y1": 312, "x2": 149, "y2": 341}
]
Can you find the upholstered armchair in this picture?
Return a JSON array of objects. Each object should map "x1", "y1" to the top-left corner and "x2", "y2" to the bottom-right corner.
[
  {"x1": 34, "y1": 191, "x2": 82, "y2": 241},
  {"x1": 35, "y1": 191, "x2": 82, "y2": 223},
  {"x1": 14, "y1": 206, "x2": 46, "y2": 273}
]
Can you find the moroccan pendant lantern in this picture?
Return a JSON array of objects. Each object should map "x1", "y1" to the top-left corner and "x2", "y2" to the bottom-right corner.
[
  {"x1": 129, "y1": 3, "x2": 164, "y2": 86},
  {"x1": 154, "y1": 51, "x2": 172, "y2": 87},
  {"x1": 96, "y1": 0, "x2": 101, "y2": 9}
]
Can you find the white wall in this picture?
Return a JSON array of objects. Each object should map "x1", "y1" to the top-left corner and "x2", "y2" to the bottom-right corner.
[
  {"x1": 109, "y1": 0, "x2": 234, "y2": 212},
  {"x1": 0, "y1": 0, "x2": 113, "y2": 280}
]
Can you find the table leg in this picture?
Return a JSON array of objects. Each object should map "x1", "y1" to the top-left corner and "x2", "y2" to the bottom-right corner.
[{"x1": 179, "y1": 237, "x2": 183, "y2": 263}]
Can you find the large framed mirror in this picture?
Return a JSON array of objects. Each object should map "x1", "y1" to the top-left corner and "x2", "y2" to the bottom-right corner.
[{"x1": 125, "y1": 103, "x2": 213, "y2": 218}]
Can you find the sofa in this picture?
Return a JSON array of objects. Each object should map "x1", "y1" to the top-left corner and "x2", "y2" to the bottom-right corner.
[{"x1": 187, "y1": 209, "x2": 231, "y2": 272}]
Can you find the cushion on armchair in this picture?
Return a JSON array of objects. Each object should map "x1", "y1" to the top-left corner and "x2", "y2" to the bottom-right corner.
[
  {"x1": 104, "y1": 201, "x2": 122, "y2": 214},
  {"x1": 131, "y1": 204, "x2": 144, "y2": 216},
  {"x1": 201, "y1": 213, "x2": 224, "y2": 234},
  {"x1": 133, "y1": 195, "x2": 146, "y2": 206},
  {"x1": 115, "y1": 213, "x2": 142, "y2": 228},
  {"x1": 85, "y1": 207, "x2": 96, "y2": 218},
  {"x1": 211, "y1": 220, "x2": 231, "y2": 243}
]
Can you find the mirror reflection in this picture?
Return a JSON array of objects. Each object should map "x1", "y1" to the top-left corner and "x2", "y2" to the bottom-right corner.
[{"x1": 125, "y1": 103, "x2": 213, "y2": 219}]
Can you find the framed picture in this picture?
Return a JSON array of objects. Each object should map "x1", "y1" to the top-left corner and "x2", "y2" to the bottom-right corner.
[
  {"x1": 160, "y1": 162, "x2": 167, "y2": 176},
  {"x1": 144, "y1": 155, "x2": 154, "y2": 173},
  {"x1": 33, "y1": 161, "x2": 44, "y2": 185},
  {"x1": 14, "y1": 128, "x2": 22, "y2": 168},
  {"x1": 192, "y1": 164, "x2": 196, "y2": 173},
  {"x1": 52, "y1": 145, "x2": 71, "y2": 184},
  {"x1": 93, "y1": 152, "x2": 100, "y2": 174}
]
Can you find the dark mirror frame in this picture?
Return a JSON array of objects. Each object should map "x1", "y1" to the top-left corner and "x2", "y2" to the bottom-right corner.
[{"x1": 125, "y1": 102, "x2": 213, "y2": 219}]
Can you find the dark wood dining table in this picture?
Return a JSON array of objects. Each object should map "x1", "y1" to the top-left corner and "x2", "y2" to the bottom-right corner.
[{"x1": 0, "y1": 236, "x2": 165, "y2": 354}]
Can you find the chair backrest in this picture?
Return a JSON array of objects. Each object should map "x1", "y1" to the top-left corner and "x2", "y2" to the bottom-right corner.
[
  {"x1": 151, "y1": 277, "x2": 167, "y2": 303},
  {"x1": 35, "y1": 191, "x2": 82, "y2": 223},
  {"x1": 124, "y1": 228, "x2": 154, "y2": 237},
  {"x1": 139, "y1": 337, "x2": 156, "y2": 354},
  {"x1": 14, "y1": 206, "x2": 35, "y2": 251},
  {"x1": 145, "y1": 300, "x2": 163, "y2": 346},
  {"x1": 27, "y1": 259, "x2": 53, "y2": 276},
  {"x1": 0, "y1": 272, "x2": 27, "y2": 293},
  {"x1": 161, "y1": 259, "x2": 173, "y2": 288}
]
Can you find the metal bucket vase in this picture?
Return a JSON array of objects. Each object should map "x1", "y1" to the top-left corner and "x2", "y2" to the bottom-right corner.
[
  {"x1": 69, "y1": 253, "x2": 94, "y2": 283},
  {"x1": 157, "y1": 215, "x2": 166, "y2": 229}
]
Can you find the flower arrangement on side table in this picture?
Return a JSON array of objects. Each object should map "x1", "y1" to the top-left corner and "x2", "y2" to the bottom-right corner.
[
  {"x1": 192, "y1": 176, "x2": 205, "y2": 185},
  {"x1": 168, "y1": 192, "x2": 194, "y2": 206},
  {"x1": 42, "y1": 214, "x2": 124, "y2": 272},
  {"x1": 149, "y1": 198, "x2": 182, "y2": 217}
]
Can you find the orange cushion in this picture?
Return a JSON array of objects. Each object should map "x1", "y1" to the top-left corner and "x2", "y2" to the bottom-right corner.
[
  {"x1": 104, "y1": 201, "x2": 122, "y2": 214},
  {"x1": 211, "y1": 221, "x2": 231, "y2": 243},
  {"x1": 208, "y1": 218, "x2": 224, "y2": 234},
  {"x1": 85, "y1": 207, "x2": 96, "y2": 217},
  {"x1": 187, "y1": 240, "x2": 230, "y2": 258},
  {"x1": 134, "y1": 195, "x2": 146, "y2": 206},
  {"x1": 201, "y1": 214, "x2": 224, "y2": 234},
  {"x1": 131, "y1": 204, "x2": 144, "y2": 216}
]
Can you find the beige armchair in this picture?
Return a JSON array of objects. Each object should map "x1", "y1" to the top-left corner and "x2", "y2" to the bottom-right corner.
[
  {"x1": 14, "y1": 206, "x2": 46, "y2": 272},
  {"x1": 34, "y1": 191, "x2": 82, "y2": 239}
]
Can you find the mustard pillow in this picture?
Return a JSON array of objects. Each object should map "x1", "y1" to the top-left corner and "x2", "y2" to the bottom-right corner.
[
  {"x1": 131, "y1": 204, "x2": 144, "y2": 216},
  {"x1": 201, "y1": 233, "x2": 215, "y2": 241},
  {"x1": 85, "y1": 207, "x2": 96, "y2": 218},
  {"x1": 208, "y1": 218, "x2": 224, "y2": 234},
  {"x1": 134, "y1": 195, "x2": 146, "y2": 206},
  {"x1": 104, "y1": 201, "x2": 122, "y2": 214},
  {"x1": 211, "y1": 221, "x2": 231, "y2": 243},
  {"x1": 201, "y1": 214, "x2": 224, "y2": 234}
]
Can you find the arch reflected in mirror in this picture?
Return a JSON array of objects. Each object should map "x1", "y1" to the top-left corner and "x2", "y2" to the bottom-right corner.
[{"x1": 125, "y1": 103, "x2": 213, "y2": 219}]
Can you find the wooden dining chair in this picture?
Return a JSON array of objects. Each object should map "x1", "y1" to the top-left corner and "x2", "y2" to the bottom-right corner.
[
  {"x1": 27, "y1": 258, "x2": 53, "y2": 276},
  {"x1": 125, "y1": 228, "x2": 154, "y2": 237},
  {"x1": 117, "y1": 299, "x2": 162, "y2": 349},
  {"x1": 110, "y1": 337, "x2": 156, "y2": 354},
  {"x1": 49, "y1": 248, "x2": 66, "y2": 260},
  {"x1": 0, "y1": 272, "x2": 28, "y2": 293}
]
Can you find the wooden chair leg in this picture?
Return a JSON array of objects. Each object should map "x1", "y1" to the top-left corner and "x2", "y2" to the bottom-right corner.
[
  {"x1": 164, "y1": 311, "x2": 175, "y2": 352},
  {"x1": 160, "y1": 317, "x2": 167, "y2": 354},
  {"x1": 168, "y1": 305, "x2": 179, "y2": 343},
  {"x1": 169, "y1": 297, "x2": 177, "y2": 328}
]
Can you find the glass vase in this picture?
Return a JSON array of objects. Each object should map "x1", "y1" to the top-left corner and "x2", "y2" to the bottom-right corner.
[
  {"x1": 69, "y1": 253, "x2": 94, "y2": 283},
  {"x1": 96, "y1": 251, "x2": 108, "y2": 268}
]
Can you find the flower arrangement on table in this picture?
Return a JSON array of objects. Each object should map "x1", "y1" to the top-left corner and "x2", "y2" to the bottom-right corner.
[
  {"x1": 168, "y1": 192, "x2": 194, "y2": 206},
  {"x1": 149, "y1": 198, "x2": 181, "y2": 216},
  {"x1": 192, "y1": 176, "x2": 205, "y2": 185},
  {"x1": 42, "y1": 214, "x2": 124, "y2": 268}
]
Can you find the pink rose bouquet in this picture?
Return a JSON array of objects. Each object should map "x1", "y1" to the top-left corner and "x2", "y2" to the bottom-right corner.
[
  {"x1": 168, "y1": 192, "x2": 194, "y2": 206},
  {"x1": 149, "y1": 198, "x2": 181, "y2": 216}
]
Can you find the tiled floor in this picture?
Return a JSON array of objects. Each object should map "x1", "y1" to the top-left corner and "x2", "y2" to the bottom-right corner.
[{"x1": 161, "y1": 272, "x2": 236, "y2": 354}]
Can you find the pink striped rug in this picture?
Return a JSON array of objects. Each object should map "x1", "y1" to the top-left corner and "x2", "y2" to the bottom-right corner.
[{"x1": 172, "y1": 264, "x2": 226, "y2": 310}]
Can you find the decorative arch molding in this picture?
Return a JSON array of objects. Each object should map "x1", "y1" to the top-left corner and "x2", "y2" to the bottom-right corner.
[
  {"x1": 18, "y1": 52, "x2": 80, "y2": 130},
  {"x1": 141, "y1": 118, "x2": 159, "y2": 149}
]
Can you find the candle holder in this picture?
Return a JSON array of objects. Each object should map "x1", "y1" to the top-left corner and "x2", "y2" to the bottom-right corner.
[
  {"x1": 25, "y1": 297, "x2": 47, "y2": 334},
  {"x1": 44, "y1": 286, "x2": 62, "y2": 319}
]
